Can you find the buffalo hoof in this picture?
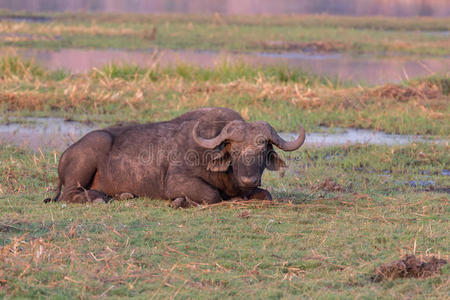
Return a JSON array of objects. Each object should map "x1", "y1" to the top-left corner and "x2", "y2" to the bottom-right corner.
[
  {"x1": 231, "y1": 196, "x2": 248, "y2": 202},
  {"x1": 248, "y1": 189, "x2": 272, "y2": 200},
  {"x1": 90, "y1": 194, "x2": 111, "y2": 204},
  {"x1": 43, "y1": 198, "x2": 52, "y2": 203},
  {"x1": 171, "y1": 197, "x2": 188, "y2": 208},
  {"x1": 92, "y1": 197, "x2": 106, "y2": 204},
  {"x1": 119, "y1": 192, "x2": 135, "y2": 200},
  {"x1": 72, "y1": 190, "x2": 111, "y2": 203}
]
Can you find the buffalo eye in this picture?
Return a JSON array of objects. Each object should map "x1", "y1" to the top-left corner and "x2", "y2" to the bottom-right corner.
[{"x1": 254, "y1": 135, "x2": 266, "y2": 146}]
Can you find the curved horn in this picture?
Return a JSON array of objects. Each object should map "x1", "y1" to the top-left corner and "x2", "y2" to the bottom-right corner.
[
  {"x1": 269, "y1": 125, "x2": 306, "y2": 151},
  {"x1": 192, "y1": 121, "x2": 230, "y2": 149}
]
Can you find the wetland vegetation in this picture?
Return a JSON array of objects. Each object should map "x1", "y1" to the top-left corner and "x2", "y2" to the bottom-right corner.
[
  {"x1": 0, "y1": 12, "x2": 449, "y2": 56},
  {"x1": 0, "y1": 11, "x2": 449, "y2": 299}
]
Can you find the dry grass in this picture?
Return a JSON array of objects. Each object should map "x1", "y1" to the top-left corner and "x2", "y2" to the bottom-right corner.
[{"x1": 368, "y1": 82, "x2": 442, "y2": 102}]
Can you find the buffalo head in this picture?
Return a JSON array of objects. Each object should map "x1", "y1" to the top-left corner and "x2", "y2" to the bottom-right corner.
[{"x1": 193, "y1": 120, "x2": 305, "y2": 189}]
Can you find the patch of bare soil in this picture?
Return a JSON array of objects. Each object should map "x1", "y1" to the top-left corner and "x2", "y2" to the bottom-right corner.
[
  {"x1": 312, "y1": 178, "x2": 345, "y2": 192},
  {"x1": 368, "y1": 82, "x2": 441, "y2": 101},
  {"x1": 372, "y1": 255, "x2": 447, "y2": 282},
  {"x1": 257, "y1": 40, "x2": 346, "y2": 52}
]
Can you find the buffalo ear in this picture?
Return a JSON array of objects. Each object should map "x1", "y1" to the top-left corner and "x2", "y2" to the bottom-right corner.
[
  {"x1": 207, "y1": 145, "x2": 231, "y2": 172},
  {"x1": 266, "y1": 146, "x2": 287, "y2": 171}
]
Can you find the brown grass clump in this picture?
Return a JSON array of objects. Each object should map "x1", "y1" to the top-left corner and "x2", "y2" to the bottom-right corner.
[
  {"x1": 368, "y1": 82, "x2": 441, "y2": 102},
  {"x1": 372, "y1": 255, "x2": 447, "y2": 282}
]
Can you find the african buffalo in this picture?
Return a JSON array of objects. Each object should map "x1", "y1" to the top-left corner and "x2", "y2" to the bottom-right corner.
[{"x1": 44, "y1": 107, "x2": 305, "y2": 207}]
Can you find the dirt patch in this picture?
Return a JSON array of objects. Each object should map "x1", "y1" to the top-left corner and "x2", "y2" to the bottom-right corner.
[
  {"x1": 312, "y1": 178, "x2": 345, "y2": 192},
  {"x1": 257, "y1": 40, "x2": 346, "y2": 52},
  {"x1": 368, "y1": 82, "x2": 441, "y2": 101},
  {"x1": 372, "y1": 255, "x2": 447, "y2": 282}
]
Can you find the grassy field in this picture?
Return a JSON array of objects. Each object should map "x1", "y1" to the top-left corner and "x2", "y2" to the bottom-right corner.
[
  {"x1": 1, "y1": 56, "x2": 449, "y2": 136},
  {"x1": 0, "y1": 142, "x2": 449, "y2": 298},
  {"x1": 0, "y1": 12, "x2": 449, "y2": 56},
  {"x1": 0, "y1": 11, "x2": 449, "y2": 298}
]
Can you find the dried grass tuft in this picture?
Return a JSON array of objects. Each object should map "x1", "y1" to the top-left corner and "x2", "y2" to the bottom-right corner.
[{"x1": 368, "y1": 82, "x2": 441, "y2": 102}]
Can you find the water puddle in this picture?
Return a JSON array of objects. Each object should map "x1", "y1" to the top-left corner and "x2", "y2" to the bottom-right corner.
[
  {"x1": 0, "y1": 0, "x2": 448, "y2": 16},
  {"x1": 423, "y1": 30, "x2": 450, "y2": 37},
  {"x1": 280, "y1": 128, "x2": 444, "y2": 146},
  {"x1": 0, "y1": 117, "x2": 446, "y2": 151},
  {"x1": 0, "y1": 15, "x2": 51, "y2": 22},
  {"x1": 16, "y1": 48, "x2": 450, "y2": 85},
  {"x1": 0, "y1": 117, "x2": 93, "y2": 151}
]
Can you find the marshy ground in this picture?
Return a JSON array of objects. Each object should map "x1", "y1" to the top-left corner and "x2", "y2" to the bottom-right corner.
[{"x1": 0, "y1": 11, "x2": 449, "y2": 299}]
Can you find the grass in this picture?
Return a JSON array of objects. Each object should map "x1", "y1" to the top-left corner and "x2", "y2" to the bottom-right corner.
[
  {"x1": 0, "y1": 12, "x2": 449, "y2": 56},
  {"x1": 0, "y1": 142, "x2": 448, "y2": 298},
  {"x1": 0, "y1": 11, "x2": 449, "y2": 296},
  {"x1": 1, "y1": 56, "x2": 449, "y2": 136}
]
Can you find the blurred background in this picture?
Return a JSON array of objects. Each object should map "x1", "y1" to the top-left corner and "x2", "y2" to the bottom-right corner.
[
  {"x1": 0, "y1": 0, "x2": 449, "y2": 85},
  {"x1": 0, "y1": 0, "x2": 449, "y2": 16}
]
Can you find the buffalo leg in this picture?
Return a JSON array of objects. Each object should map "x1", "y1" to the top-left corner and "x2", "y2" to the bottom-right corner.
[
  {"x1": 57, "y1": 130, "x2": 113, "y2": 203},
  {"x1": 170, "y1": 197, "x2": 188, "y2": 208},
  {"x1": 167, "y1": 175, "x2": 222, "y2": 205},
  {"x1": 247, "y1": 188, "x2": 272, "y2": 200},
  {"x1": 73, "y1": 190, "x2": 111, "y2": 203}
]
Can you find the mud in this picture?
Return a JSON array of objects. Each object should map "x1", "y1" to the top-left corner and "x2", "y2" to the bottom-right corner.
[{"x1": 372, "y1": 255, "x2": 447, "y2": 281}]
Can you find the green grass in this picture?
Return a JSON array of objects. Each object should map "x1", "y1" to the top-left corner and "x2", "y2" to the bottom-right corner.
[
  {"x1": 0, "y1": 11, "x2": 449, "y2": 56},
  {"x1": 0, "y1": 143, "x2": 448, "y2": 298},
  {"x1": 0, "y1": 11, "x2": 448, "y2": 298}
]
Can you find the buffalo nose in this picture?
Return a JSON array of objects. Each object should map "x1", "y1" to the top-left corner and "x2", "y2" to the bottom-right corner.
[{"x1": 240, "y1": 176, "x2": 259, "y2": 186}]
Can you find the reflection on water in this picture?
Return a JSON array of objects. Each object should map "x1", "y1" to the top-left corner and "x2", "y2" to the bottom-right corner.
[
  {"x1": 18, "y1": 48, "x2": 450, "y2": 85},
  {"x1": 280, "y1": 129, "x2": 443, "y2": 147},
  {"x1": 0, "y1": 118, "x2": 446, "y2": 151},
  {"x1": 0, "y1": 0, "x2": 449, "y2": 16},
  {"x1": 0, "y1": 118, "x2": 93, "y2": 151}
]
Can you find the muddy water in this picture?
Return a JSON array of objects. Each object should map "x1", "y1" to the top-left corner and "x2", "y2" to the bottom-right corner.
[
  {"x1": 0, "y1": 118, "x2": 92, "y2": 151},
  {"x1": 0, "y1": 117, "x2": 445, "y2": 151},
  {"x1": 18, "y1": 48, "x2": 450, "y2": 85},
  {"x1": 0, "y1": 0, "x2": 448, "y2": 16}
]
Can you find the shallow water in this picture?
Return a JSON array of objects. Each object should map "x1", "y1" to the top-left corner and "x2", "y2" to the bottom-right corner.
[
  {"x1": 0, "y1": 118, "x2": 92, "y2": 151},
  {"x1": 0, "y1": 15, "x2": 51, "y2": 22},
  {"x1": 0, "y1": 117, "x2": 446, "y2": 151},
  {"x1": 0, "y1": 0, "x2": 448, "y2": 16},
  {"x1": 17, "y1": 48, "x2": 450, "y2": 85},
  {"x1": 279, "y1": 129, "x2": 442, "y2": 146}
]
